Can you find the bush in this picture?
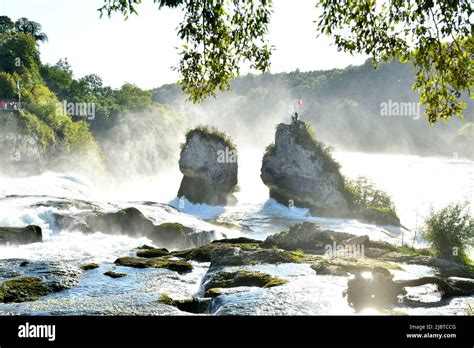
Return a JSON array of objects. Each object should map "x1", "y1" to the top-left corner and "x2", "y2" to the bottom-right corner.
[
  {"x1": 344, "y1": 176, "x2": 396, "y2": 216},
  {"x1": 0, "y1": 72, "x2": 17, "y2": 99},
  {"x1": 264, "y1": 143, "x2": 275, "y2": 156},
  {"x1": 182, "y1": 125, "x2": 236, "y2": 152},
  {"x1": 422, "y1": 202, "x2": 474, "y2": 264}
]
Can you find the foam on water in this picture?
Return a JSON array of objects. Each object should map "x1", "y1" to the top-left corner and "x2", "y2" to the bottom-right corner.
[{"x1": 168, "y1": 197, "x2": 226, "y2": 219}]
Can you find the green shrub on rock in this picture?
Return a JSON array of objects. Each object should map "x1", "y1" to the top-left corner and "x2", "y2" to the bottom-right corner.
[
  {"x1": 344, "y1": 176, "x2": 399, "y2": 225},
  {"x1": 422, "y1": 202, "x2": 474, "y2": 264}
]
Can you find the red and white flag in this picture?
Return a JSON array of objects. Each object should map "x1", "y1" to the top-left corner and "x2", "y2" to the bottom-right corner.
[{"x1": 297, "y1": 97, "x2": 303, "y2": 109}]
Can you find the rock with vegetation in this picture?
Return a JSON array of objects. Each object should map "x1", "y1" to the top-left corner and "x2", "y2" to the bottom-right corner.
[
  {"x1": 311, "y1": 258, "x2": 401, "y2": 277},
  {"x1": 0, "y1": 277, "x2": 51, "y2": 303},
  {"x1": 178, "y1": 126, "x2": 238, "y2": 205},
  {"x1": 203, "y1": 270, "x2": 287, "y2": 292},
  {"x1": 344, "y1": 176, "x2": 400, "y2": 226},
  {"x1": 262, "y1": 222, "x2": 355, "y2": 253},
  {"x1": 136, "y1": 246, "x2": 170, "y2": 258},
  {"x1": 262, "y1": 222, "x2": 396, "y2": 257},
  {"x1": 0, "y1": 225, "x2": 42, "y2": 245},
  {"x1": 1, "y1": 260, "x2": 81, "y2": 293},
  {"x1": 261, "y1": 121, "x2": 350, "y2": 216},
  {"x1": 261, "y1": 121, "x2": 401, "y2": 226},
  {"x1": 80, "y1": 263, "x2": 99, "y2": 271},
  {"x1": 172, "y1": 238, "x2": 300, "y2": 267},
  {"x1": 158, "y1": 294, "x2": 212, "y2": 314},
  {"x1": 204, "y1": 288, "x2": 222, "y2": 298},
  {"x1": 114, "y1": 256, "x2": 193, "y2": 274},
  {"x1": 209, "y1": 245, "x2": 300, "y2": 268},
  {"x1": 104, "y1": 270, "x2": 127, "y2": 278}
]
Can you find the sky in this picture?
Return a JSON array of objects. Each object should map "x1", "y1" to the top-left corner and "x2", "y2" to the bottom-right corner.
[{"x1": 1, "y1": 0, "x2": 368, "y2": 89}]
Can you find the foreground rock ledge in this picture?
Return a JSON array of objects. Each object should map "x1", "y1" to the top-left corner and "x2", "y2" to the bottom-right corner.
[{"x1": 0, "y1": 277, "x2": 51, "y2": 303}]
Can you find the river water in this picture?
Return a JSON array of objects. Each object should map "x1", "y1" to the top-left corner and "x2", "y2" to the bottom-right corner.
[{"x1": 0, "y1": 151, "x2": 472, "y2": 315}]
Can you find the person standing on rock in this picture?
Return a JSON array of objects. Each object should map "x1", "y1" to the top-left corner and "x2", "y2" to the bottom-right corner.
[{"x1": 292, "y1": 112, "x2": 298, "y2": 123}]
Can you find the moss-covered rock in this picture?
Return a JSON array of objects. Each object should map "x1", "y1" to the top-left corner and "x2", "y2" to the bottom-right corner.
[
  {"x1": 80, "y1": 263, "x2": 99, "y2": 271},
  {"x1": 172, "y1": 244, "x2": 220, "y2": 262},
  {"x1": 203, "y1": 270, "x2": 287, "y2": 291},
  {"x1": 311, "y1": 256, "x2": 401, "y2": 277},
  {"x1": 114, "y1": 256, "x2": 193, "y2": 274},
  {"x1": 262, "y1": 222, "x2": 355, "y2": 253},
  {"x1": 157, "y1": 293, "x2": 176, "y2": 306},
  {"x1": 174, "y1": 240, "x2": 299, "y2": 267},
  {"x1": 204, "y1": 287, "x2": 222, "y2": 298},
  {"x1": 104, "y1": 271, "x2": 127, "y2": 278},
  {"x1": 157, "y1": 293, "x2": 211, "y2": 314},
  {"x1": 136, "y1": 247, "x2": 170, "y2": 258},
  {"x1": 0, "y1": 277, "x2": 51, "y2": 303},
  {"x1": 210, "y1": 246, "x2": 301, "y2": 268}
]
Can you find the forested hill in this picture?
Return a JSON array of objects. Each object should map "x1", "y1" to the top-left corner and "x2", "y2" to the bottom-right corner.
[
  {"x1": 0, "y1": 15, "x2": 185, "y2": 176},
  {"x1": 152, "y1": 60, "x2": 474, "y2": 158}
]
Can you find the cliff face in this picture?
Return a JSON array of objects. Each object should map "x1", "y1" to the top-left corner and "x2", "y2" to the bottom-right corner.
[
  {"x1": 178, "y1": 128, "x2": 238, "y2": 206},
  {"x1": 261, "y1": 120, "x2": 350, "y2": 216},
  {"x1": 0, "y1": 111, "x2": 41, "y2": 175}
]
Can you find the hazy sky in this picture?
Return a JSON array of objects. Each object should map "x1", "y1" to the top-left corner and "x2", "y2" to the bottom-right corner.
[{"x1": 1, "y1": 0, "x2": 367, "y2": 89}]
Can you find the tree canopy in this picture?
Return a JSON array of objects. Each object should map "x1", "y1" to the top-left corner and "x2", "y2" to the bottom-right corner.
[
  {"x1": 316, "y1": 0, "x2": 473, "y2": 124},
  {"x1": 99, "y1": 0, "x2": 272, "y2": 103},
  {"x1": 99, "y1": 0, "x2": 473, "y2": 124},
  {"x1": 0, "y1": 16, "x2": 48, "y2": 43}
]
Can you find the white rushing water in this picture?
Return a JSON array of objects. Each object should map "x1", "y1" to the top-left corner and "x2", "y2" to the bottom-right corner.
[
  {"x1": 0, "y1": 151, "x2": 473, "y2": 315},
  {"x1": 1, "y1": 150, "x2": 473, "y2": 264}
]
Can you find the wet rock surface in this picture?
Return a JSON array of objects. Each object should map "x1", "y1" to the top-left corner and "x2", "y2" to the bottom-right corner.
[
  {"x1": 114, "y1": 256, "x2": 193, "y2": 274},
  {"x1": 52, "y1": 207, "x2": 218, "y2": 250},
  {"x1": 203, "y1": 270, "x2": 287, "y2": 292},
  {"x1": 0, "y1": 225, "x2": 42, "y2": 245}
]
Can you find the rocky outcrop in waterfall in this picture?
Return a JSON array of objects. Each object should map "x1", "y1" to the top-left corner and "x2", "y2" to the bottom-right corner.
[
  {"x1": 178, "y1": 127, "x2": 238, "y2": 206},
  {"x1": 261, "y1": 120, "x2": 350, "y2": 217},
  {"x1": 261, "y1": 120, "x2": 401, "y2": 226}
]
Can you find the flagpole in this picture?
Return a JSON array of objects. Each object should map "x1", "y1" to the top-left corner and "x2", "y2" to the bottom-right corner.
[{"x1": 17, "y1": 79, "x2": 21, "y2": 110}]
